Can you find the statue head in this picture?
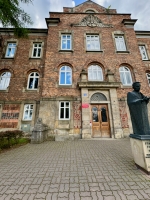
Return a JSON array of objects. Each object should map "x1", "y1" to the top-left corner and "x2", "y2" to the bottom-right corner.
[
  {"x1": 132, "y1": 82, "x2": 141, "y2": 92},
  {"x1": 37, "y1": 118, "x2": 42, "y2": 124}
]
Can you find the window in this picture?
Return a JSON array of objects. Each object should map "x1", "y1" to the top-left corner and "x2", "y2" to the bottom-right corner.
[
  {"x1": 139, "y1": 46, "x2": 148, "y2": 60},
  {"x1": 0, "y1": 72, "x2": 11, "y2": 90},
  {"x1": 85, "y1": 10, "x2": 95, "y2": 13},
  {"x1": 59, "y1": 102, "x2": 70, "y2": 120},
  {"x1": 32, "y1": 43, "x2": 42, "y2": 58},
  {"x1": 59, "y1": 66, "x2": 72, "y2": 85},
  {"x1": 5, "y1": 43, "x2": 16, "y2": 58},
  {"x1": 23, "y1": 104, "x2": 33, "y2": 120},
  {"x1": 61, "y1": 34, "x2": 71, "y2": 50},
  {"x1": 146, "y1": 73, "x2": 150, "y2": 85},
  {"x1": 27, "y1": 72, "x2": 39, "y2": 90},
  {"x1": 88, "y1": 65, "x2": 103, "y2": 81},
  {"x1": 115, "y1": 36, "x2": 126, "y2": 51},
  {"x1": 119, "y1": 66, "x2": 132, "y2": 85},
  {"x1": 86, "y1": 35, "x2": 100, "y2": 51}
]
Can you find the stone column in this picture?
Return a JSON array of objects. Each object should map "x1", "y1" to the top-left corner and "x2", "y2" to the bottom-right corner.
[
  {"x1": 80, "y1": 70, "x2": 91, "y2": 138},
  {"x1": 109, "y1": 88, "x2": 124, "y2": 138},
  {"x1": 81, "y1": 88, "x2": 91, "y2": 139}
]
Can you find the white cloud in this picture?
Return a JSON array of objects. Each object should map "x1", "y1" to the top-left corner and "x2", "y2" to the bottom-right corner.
[
  {"x1": 94, "y1": 0, "x2": 107, "y2": 6},
  {"x1": 49, "y1": 0, "x2": 74, "y2": 12},
  {"x1": 72, "y1": 1, "x2": 75, "y2": 7}
]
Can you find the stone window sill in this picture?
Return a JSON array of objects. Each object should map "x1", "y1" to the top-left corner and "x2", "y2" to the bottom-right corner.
[
  {"x1": 86, "y1": 50, "x2": 103, "y2": 53},
  {"x1": 59, "y1": 50, "x2": 73, "y2": 53},
  {"x1": 58, "y1": 85, "x2": 72, "y2": 88},
  {"x1": 59, "y1": 119, "x2": 70, "y2": 121},
  {"x1": 116, "y1": 50, "x2": 130, "y2": 54},
  {"x1": 0, "y1": 89, "x2": 9, "y2": 92},
  {"x1": 23, "y1": 88, "x2": 39, "y2": 92},
  {"x1": 29, "y1": 57, "x2": 42, "y2": 60},
  {"x1": 1, "y1": 57, "x2": 14, "y2": 60},
  {"x1": 22, "y1": 120, "x2": 32, "y2": 122},
  {"x1": 143, "y1": 59, "x2": 150, "y2": 61},
  {"x1": 121, "y1": 85, "x2": 132, "y2": 88}
]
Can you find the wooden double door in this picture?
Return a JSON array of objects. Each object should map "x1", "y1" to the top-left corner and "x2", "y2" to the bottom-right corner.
[{"x1": 91, "y1": 104, "x2": 110, "y2": 138}]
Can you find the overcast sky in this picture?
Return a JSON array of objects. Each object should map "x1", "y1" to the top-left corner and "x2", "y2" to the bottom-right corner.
[{"x1": 22, "y1": 0, "x2": 150, "y2": 31}]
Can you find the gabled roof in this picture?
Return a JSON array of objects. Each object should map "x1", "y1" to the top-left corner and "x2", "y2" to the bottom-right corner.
[
  {"x1": 74, "y1": 0, "x2": 106, "y2": 10},
  {"x1": 63, "y1": 0, "x2": 117, "y2": 14}
]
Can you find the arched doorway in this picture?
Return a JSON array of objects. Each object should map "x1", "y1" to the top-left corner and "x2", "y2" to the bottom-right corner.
[{"x1": 90, "y1": 93, "x2": 110, "y2": 138}]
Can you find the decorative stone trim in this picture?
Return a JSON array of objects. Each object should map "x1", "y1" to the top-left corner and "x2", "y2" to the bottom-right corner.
[
  {"x1": 71, "y1": 14, "x2": 113, "y2": 28},
  {"x1": 78, "y1": 81, "x2": 121, "y2": 88}
]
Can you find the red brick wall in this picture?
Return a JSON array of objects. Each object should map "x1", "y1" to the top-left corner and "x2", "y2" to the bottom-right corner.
[
  {"x1": 43, "y1": 6, "x2": 150, "y2": 100},
  {"x1": 0, "y1": 104, "x2": 20, "y2": 128},
  {"x1": 0, "y1": 34, "x2": 47, "y2": 101},
  {"x1": 119, "y1": 101, "x2": 129, "y2": 129}
]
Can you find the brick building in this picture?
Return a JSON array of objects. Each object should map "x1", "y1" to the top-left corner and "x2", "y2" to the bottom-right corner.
[{"x1": 0, "y1": 0, "x2": 150, "y2": 139}]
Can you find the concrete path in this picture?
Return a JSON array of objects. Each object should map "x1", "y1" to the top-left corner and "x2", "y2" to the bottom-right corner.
[{"x1": 0, "y1": 139, "x2": 150, "y2": 200}]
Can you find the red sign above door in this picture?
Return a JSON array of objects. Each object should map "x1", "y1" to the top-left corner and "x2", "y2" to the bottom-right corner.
[{"x1": 82, "y1": 103, "x2": 89, "y2": 108}]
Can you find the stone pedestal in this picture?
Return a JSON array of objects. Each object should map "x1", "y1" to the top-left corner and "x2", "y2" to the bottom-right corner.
[
  {"x1": 31, "y1": 118, "x2": 48, "y2": 144},
  {"x1": 130, "y1": 134, "x2": 150, "y2": 174}
]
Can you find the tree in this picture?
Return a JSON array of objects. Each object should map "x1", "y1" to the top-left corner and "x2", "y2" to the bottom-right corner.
[{"x1": 0, "y1": 0, "x2": 33, "y2": 37}]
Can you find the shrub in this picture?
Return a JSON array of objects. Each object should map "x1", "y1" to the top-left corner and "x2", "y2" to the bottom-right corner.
[{"x1": 0, "y1": 130, "x2": 24, "y2": 149}]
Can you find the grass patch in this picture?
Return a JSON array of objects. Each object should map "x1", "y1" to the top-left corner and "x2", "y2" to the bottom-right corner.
[{"x1": 0, "y1": 137, "x2": 30, "y2": 151}]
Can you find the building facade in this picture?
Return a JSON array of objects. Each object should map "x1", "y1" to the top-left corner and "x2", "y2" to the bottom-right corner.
[{"x1": 0, "y1": 0, "x2": 150, "y2": 139}]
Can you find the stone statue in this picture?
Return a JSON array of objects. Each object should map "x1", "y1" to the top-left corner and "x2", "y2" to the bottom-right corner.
[{"x1": 127, "y1": 82, "x2": 150, "y2": 135}]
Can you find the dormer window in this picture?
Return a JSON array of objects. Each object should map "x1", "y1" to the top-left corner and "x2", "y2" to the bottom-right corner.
[{"x1": 85, "y1": 10, "x2": 95, "y2": 13}]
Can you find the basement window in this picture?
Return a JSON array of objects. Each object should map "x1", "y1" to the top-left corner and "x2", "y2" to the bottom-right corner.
[
  {"x1": 23, "y1": 104, "x2": 33, "y2": 120},
  {"x1": 59, "y1": 101, "x2": 70, "y2": 120}
]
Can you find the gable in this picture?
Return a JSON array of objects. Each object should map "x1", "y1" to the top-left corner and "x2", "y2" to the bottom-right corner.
[{"x1": 63, "y1": 0, "x2": 117, "y2": 14}]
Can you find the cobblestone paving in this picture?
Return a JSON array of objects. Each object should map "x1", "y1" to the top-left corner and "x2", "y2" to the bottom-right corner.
[{"x1": 0, "y1": 139, "x2": 150, "y2": 200}]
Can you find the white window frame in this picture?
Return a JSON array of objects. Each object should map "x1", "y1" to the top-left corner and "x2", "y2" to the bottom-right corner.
[
  {"x1": 0, "y1": 72, "x2": 11, "y2": 90},
  {"x1": 59, "y1": 101, "x2": 70, "y2": 120},
  {"x1": 146, "y1": 73, "x2": 150, "y2": 86},
  {"x1": 86, "y1": 35, "x2": 100, "y2": 51},
  {"x1": 61, "y1": 34, "x2": 72, "y2": 50},
  {"x1": 139, "y1": 45, "x2": 148, "y2": 60},
  {"x1": 59, "y1": 66, "x2": 72, "y2": 85},
  {"x1": 88, "y1": 65, "x2": 103, "y2": 81},
  {"x1": 23, "y1": 104, "x2": 34, "y2": 121},
  {"x1": 27, "y1": 72, "x2": 39, "y2": 90},
  {"x1": 119, "y1": 66, "x2": 132, "y2": 86},
  {"x1": 115, "y1": 36, "x2": 126, "y2": 51},
  {"x1": 5, "y1": 43, "x2": 16, "y2": 58},
  {"x1": 31, "y1": 43, "x2": 42, "y2": 58}
]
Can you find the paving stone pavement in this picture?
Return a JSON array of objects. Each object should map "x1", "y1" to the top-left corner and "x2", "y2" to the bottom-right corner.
[{"x1": 0, "y1": 139, "x2": 150, "y2": 200}]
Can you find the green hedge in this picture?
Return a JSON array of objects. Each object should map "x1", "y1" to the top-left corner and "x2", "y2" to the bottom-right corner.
[{"x1": 0, "y1": 130, "x2": 27, "y2": 149}]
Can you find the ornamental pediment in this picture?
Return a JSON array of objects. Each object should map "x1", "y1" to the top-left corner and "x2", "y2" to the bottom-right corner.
[{"x1": 72, "y1": 14, "x2": 113, "y2": 28}]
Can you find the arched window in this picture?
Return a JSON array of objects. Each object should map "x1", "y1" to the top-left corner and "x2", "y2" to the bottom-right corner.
[
  {"x1": 27, "y1": 72, "x2": 39, "y2": 89},
  {"x1": 88, "y1": 65, "x2": 103, "y2": 81},
  {"x1": 59, "y1": 66, "x2": 72, "y2": 85},
  {"x1": 119, "y1": 66, "x2": 132, "y2": 85},
  {"x1": 85, "y1": 10, "x2": 95, "y2": 13},
  {"x1": 0, "y1": 72, "x2": 11, "y2": 90},
  {"x1": 90, "y1": 93, "x2": 107, "y2": 101}
]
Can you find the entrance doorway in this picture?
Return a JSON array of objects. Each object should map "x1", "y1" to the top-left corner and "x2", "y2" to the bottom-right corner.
[{"x1": 91, "y1": 104, "x2": 110, "y2": 138}]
